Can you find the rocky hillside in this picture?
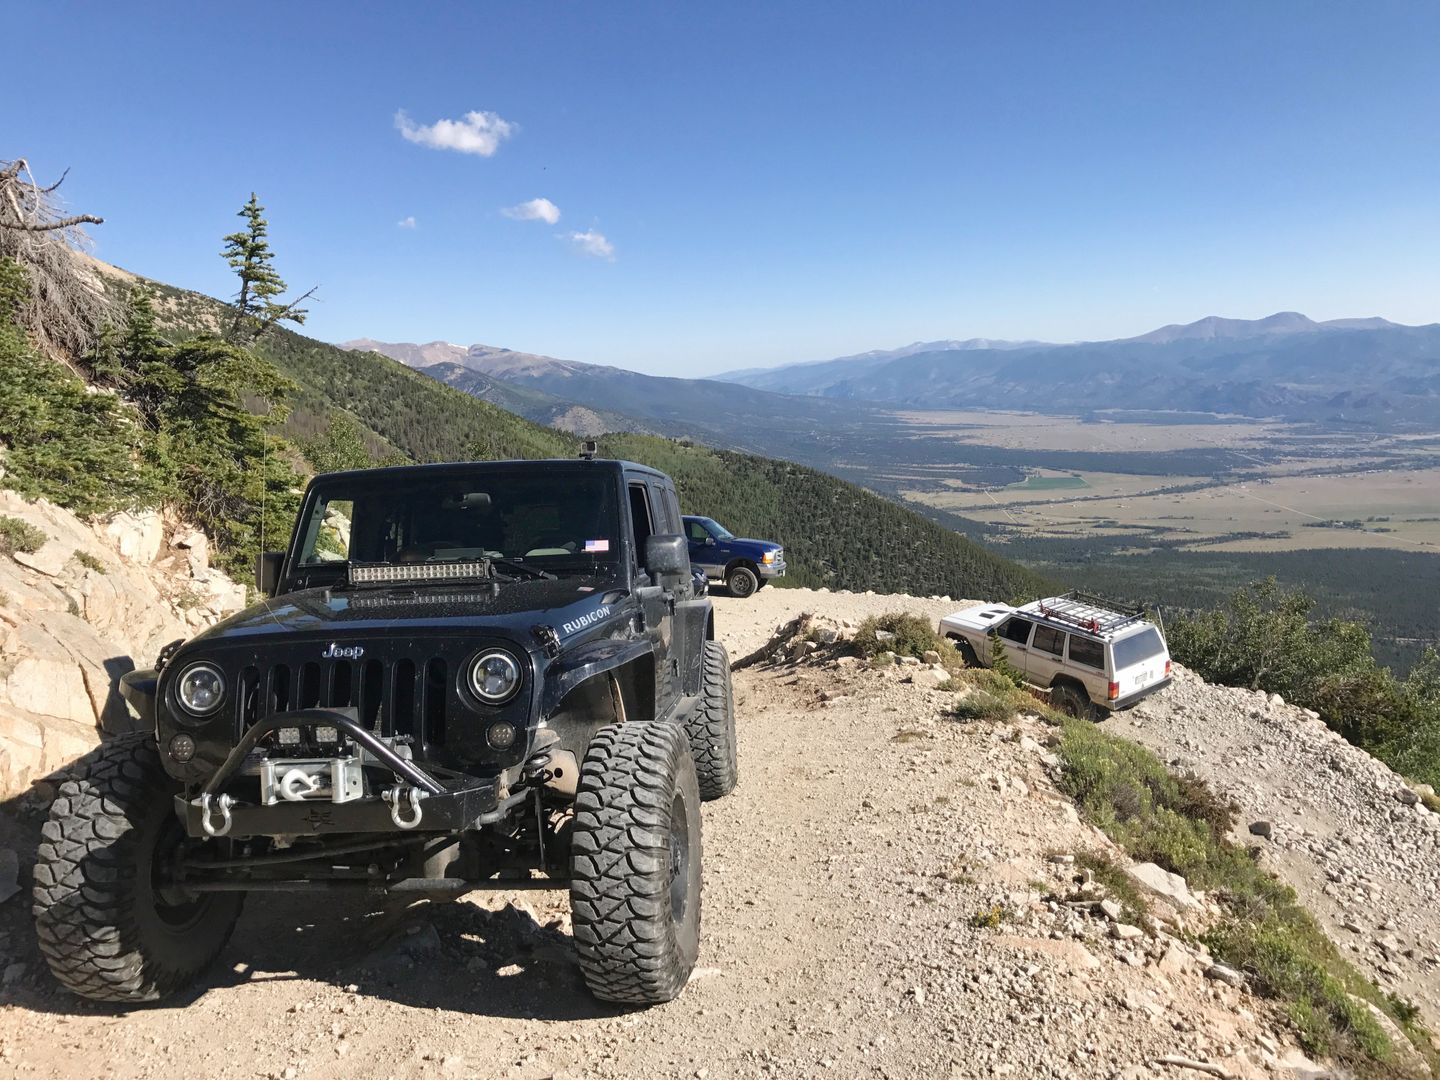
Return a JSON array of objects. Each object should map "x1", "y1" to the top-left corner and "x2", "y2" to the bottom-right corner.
[
  {"x1": 0, "y1": 586, "x2": 1433, "y2": 1078},
  {"x1": 0, "y1": 492, "x2": 244, "y2": 800}
]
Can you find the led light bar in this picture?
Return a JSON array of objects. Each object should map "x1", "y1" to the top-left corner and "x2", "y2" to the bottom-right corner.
[{"x1": 348, "y1": 560, "x2": 491, "y2": 585}]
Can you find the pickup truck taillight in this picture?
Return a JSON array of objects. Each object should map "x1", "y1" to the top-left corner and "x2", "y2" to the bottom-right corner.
[{"x1": 1108, "y1": 681, "x2": 1120, "y2": 701}]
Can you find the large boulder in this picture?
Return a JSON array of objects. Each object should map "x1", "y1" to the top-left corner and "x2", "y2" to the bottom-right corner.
[{"x1": 0, "y1": 492, "x2": 246, "y2": 798}]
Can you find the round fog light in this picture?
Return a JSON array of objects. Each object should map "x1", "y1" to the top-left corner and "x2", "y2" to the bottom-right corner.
[
  {"x1": 486, "y1": 722, "x2": 516, "y2": 750},
  {"x1": 169, "y1": 733, "x2": 196, "y2": 763}
]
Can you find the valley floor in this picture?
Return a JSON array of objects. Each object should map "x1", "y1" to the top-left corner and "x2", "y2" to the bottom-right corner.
[{"x1": 0, "y1": 589, "x2": 1435, "y2": 1078}]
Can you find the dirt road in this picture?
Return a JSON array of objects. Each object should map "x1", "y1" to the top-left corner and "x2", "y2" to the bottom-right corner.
[{"x1": 0, "y1": 588, "x2": 1366, "y2": 1078}]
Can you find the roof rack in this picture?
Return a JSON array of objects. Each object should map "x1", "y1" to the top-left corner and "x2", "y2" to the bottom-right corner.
[{"x1": 1034, "y1": 591, "x2": 1146, "y2": 635}]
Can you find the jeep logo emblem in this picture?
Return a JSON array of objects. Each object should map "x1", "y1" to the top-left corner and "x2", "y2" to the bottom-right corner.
[{"x1": 322, "y1": 643, "x2": 365, "y2": 660}]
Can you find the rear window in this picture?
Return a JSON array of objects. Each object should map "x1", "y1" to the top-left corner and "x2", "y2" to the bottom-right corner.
[
  {"x1": 1032, "y1": 626, "x2": 1065, "y2": 656},
  {"x1": 1068, "y1": 636, "x2": 1104, "y2": 669},
  {"x1": 1112, "y1": 628, "x2": 1166, "y2": 669}
]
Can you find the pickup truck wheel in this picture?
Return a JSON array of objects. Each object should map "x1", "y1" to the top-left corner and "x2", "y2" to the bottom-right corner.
[
  {"x1": 32, "y1": 733, "x2": 243, "y2": 1002},
  {"x1": 570, "y1": 722, "x2": 702, "y2": 1005},
  {"x1": 725, "y1": 564, "x2": 759, "y2": 599},
  {"x1": 1051, "y1": 683, "x2": 1099, "y2": 722},
  {"x1": 686, "y1": 641, "x2": 738, "y2": 800}
]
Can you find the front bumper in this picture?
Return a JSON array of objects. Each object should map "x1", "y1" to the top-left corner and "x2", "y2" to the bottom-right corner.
[
  {"x1": 759, "y1": 556, "x2": 787, "y2": 579},
  {"x1": 179, "y1": 709, "x2": 511, "y2": 838},
  {"x1": 1110, "y1": 676, "x2": 1173, "y2": 712}
]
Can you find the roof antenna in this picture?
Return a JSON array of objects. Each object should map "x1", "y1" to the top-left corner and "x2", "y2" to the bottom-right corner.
[{"x1": 579, "y1": 439, "x2": 598, "y2": 461}]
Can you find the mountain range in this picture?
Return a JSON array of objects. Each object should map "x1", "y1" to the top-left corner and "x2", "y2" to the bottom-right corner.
[
  {"x1": 346, "y1": 311, "x2": 1440, "y2": 436},
  {"x1": 340, "y1": 338, "x2": 879, "y2": 457},
  {"x1": 716, "y1": 312, "x2": 1440, "y2": 425}
]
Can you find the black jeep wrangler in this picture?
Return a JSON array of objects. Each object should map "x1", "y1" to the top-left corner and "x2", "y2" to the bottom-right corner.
[{"x1": 32, "y1": 456, "x2": 737, "y2": 1006}]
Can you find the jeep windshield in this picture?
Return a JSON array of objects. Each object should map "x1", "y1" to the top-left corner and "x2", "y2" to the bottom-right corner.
[{"x1": 293, "y1": 468, "x2": 622, "y2": 581}]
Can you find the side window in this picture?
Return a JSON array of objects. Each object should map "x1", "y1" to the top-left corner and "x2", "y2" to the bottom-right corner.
[
  {"x1": 628, "y1": 483, "x2": 654, "y2": 558},
  {"x1": 646, "y1": 481, "x2": 673, "y2": 533},
  {"x1": 1068, "y1": 636, "x2": 1105, "y2": 669},
  {"x1": 687, "y1": 519, "x2": 709, "y2": 543},
  {"x1": 999, "y1": 617, "x2": 1033, "y2": 646},
  {"x1": 1032, "y1": 626, "x2": 1065, "y2": 656}
]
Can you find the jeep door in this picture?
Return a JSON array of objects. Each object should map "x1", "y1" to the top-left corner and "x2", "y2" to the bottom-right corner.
[
  {"x1": 1027, "y1": 624, "x2": 1066, "y2": 687},
  {"x1": 627, "y1": 478, "x2": 679, "y2": 718},
  {"x1": 991, "y1": 615, "x2": 1035, "y2": 672}
]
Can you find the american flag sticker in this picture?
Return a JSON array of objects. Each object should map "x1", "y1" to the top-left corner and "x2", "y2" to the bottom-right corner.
[{"x1": 584, "y1": 539, "x2": 610, "y2": 553}]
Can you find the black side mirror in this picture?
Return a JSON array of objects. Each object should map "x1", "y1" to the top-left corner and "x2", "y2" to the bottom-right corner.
[
  {"x1": 256, "y1": 551, "x2": 284, "y2": 597},
  {"x1": 644, "y1": 534, "x2": 689, "y2": 584}
]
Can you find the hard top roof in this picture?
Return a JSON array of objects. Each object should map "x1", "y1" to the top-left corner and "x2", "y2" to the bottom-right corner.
[{"x1": 310, "y1": 458, "x2": 668, "y2": 486}]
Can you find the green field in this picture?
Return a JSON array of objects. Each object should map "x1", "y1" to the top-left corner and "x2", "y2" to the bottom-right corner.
[{"x1": 1007, "y1": 473, "x2": 1090, "y2": 491}]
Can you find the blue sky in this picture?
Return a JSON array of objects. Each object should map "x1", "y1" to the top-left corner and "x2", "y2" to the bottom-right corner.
[{"x1": 11, "y1": 2, "x2": 1440, "y2": 374}]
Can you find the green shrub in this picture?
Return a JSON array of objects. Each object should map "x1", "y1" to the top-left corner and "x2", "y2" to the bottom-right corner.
[
  {"x1": 0, "y1": 515, "x2": 46, "y2": 556},
  {"x1": 951, "y1": 691, "x2": 1013, "y2": 723},
  {"x1": 853, "y1": 612, "x2": 957, "y2": 666}
]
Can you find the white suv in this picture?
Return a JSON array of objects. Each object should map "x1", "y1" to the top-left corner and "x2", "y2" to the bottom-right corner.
[{"x1": 938, "y1": 592, "x2": 1172, "y2": 718}]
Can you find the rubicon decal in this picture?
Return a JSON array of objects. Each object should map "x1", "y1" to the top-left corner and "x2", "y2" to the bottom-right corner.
[
  {"x1": 561, "y1": 606, "x2": 611, "y2": 636},
  {"x1": 322, "y1": 643, "x2": 365, "y2": 660}
]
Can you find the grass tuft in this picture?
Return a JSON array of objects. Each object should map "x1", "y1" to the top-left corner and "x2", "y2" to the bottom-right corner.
[{"x1": 72, "y1": 550, "x2": 107, "y2": 574}]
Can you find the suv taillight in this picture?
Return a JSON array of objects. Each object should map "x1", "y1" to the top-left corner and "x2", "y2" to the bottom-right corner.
[
  {"x1": 1164, "y1": 660, "x2": 1172, "y2": 677},
  {"x1": 1108, "y1": 681, "x2": 1120, "y2": 700}
]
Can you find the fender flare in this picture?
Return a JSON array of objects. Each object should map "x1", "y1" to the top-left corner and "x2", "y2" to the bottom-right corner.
[{"x1": 540, "y1": 638, "x2": 655, "y2": 717}]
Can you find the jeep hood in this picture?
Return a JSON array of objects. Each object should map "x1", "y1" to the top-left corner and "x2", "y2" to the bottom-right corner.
[{"x1": 183, "y1": 578, "x2": 628, "y2": 649}]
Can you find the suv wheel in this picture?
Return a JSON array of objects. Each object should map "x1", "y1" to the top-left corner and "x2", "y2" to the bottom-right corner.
[
  {"x1": 953, "y1": 637, "x2": 980, "y2": 667},
  {"x1": 33, "y1": 733, "x2": 244, "y2": 1002},
  {"x1": 1051, "y1": 683, "x2": 1099, "y2": 722},
  {"x1": 725, "y1": 564, "x2": 759, "y2": 599},
  {"x1": 686, "y1": 641, "x2": 738, "y2": 800},
  {"x1": 570, "y1": 722, "x2": 702, "y2": 1005}
]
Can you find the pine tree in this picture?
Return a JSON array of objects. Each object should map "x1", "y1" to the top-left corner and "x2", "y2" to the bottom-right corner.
[{"x1": 221, "y1": 194, "x2": 314, "y2": 343}]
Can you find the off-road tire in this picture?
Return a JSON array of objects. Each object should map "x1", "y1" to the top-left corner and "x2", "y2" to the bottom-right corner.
[
  {"x1": 686, "y1": 640, "x2": 738, "y2": 800},
  {"x1": 725, "y1": 564, "x2": 759, "y2": 599},
  {"x1": 570, "y1": 722, "x2": 702, "y2": 1005},
  {"x1": 32, "y1": 733, "x2": 243, "y2": 1002},
  {"x1": 1051, "y1": 682, "x2": 1099, "y2": 722}
]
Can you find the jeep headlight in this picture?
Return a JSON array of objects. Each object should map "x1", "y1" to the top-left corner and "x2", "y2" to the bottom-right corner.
[
  {"x1": 468, "y1": 650, "x2": 521, "y2": 704},
  {"x1": 176, "y1": 662, "x2": 226, "y2": 717}
]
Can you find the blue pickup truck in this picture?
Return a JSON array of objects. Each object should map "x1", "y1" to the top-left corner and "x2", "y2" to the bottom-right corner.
[{"x1": 683, "y1": 516, "x2": 786, "y2": 599}]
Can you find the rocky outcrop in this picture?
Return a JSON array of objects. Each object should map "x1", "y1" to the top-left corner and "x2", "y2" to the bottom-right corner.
[{"x1": 0, "y1": 492, "x2": 245, "y2": 800}]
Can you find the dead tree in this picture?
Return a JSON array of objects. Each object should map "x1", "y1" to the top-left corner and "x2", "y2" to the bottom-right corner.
[{"x1": 0, "y1": 158, "x2": 110, "y2": 359}]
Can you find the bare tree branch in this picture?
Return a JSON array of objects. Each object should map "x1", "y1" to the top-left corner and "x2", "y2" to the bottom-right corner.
[
  {"x1": 3, "y1": 213, "x2": 105, "y2": 232},
  {"x1": 0, "y1": 156, "x2": 110, "y2": 360}
]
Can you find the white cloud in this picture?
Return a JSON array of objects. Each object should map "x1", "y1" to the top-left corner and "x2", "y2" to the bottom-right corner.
[
  {"x1": 567, "y1": 229, "x2": 615, "y2": 260},
  {"x1": 394, "y1": 108, "x2": 515, "y2": 156},
  {"x1": 397, "y1": 215, "x2": 417, "y2": 229},
  {"x1": 502, "y1": 198, "x2": 561, "y2": 225}
]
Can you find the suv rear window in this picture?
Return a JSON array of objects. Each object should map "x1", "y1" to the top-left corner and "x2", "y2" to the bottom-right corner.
[
  {"x1": 1068, "y1": 636, "x2": 1104, "y2": 669},
  {"x1": 1032, "y1": 626, "x2": 1065, "y2": 656},
  {"x1": 1112, "y1": 628, "x2": 1166, "y2": 669}
]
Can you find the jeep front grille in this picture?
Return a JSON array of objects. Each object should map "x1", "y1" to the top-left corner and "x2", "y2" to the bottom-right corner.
[{"x1": 235, "y1": 656, "x2": 450, "y2": 746}]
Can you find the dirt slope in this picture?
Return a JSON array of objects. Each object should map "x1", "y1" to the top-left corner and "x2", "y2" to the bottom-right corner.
[{"x1": 0, "y1": 587, "x2": 1423, "y2": 1079}]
